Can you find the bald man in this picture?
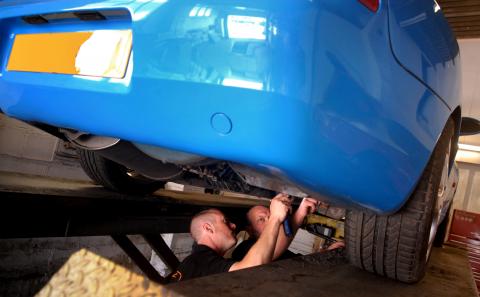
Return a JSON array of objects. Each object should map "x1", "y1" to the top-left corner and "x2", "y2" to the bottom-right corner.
[
  {"x1": 232, "y1": 197, "x2": 318, "y2": 261},
  {"x1": 169, "y1": 193, "x2": 291, "y2": 282}
]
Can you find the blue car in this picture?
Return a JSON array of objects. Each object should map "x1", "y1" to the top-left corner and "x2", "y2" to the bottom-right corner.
[{"x1": 0, "y1": 0, "x2": 470, "y2": 282}]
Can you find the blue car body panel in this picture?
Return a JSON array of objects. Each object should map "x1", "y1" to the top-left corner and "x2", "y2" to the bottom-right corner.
[
  {"x1": 387, "y1": 0, "x2": 461, "y2": 110},
  {"x1": 0, "y1": 0, "x2": 460, "y2": 213}
]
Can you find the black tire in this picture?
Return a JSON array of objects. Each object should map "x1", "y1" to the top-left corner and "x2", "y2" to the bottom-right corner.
[
  {"x1": 345, "y1": 119, "x2": 454, "y2": 283},
  {"x1": 78, "y1": 148, "x2": 165, "y2": 195}
]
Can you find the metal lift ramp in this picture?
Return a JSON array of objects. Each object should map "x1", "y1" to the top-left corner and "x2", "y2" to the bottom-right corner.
[{"x1": 35, "y1": 244, "x2": 476, "y2": 297}]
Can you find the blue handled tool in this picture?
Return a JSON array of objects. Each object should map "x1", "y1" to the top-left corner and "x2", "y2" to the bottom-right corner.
[
  {"x1": 282, "y1": 195, "x2": 295, "y2": 237},
  {"x1": 283, "y1": 216, "x2": 293, "y2": 237}
]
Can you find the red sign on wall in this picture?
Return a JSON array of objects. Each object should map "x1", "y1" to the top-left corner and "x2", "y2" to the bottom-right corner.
[
  {"x1": 447, "y1": 209, "x2": 480, "y2": 296},
  {"x1": 449, "y1": 209, "x2": 480, "y2": 241}
]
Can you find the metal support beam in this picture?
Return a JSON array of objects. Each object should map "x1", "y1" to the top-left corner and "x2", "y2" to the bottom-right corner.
[
  {"x1": 143, "y1": 234, "x2": 180, "y2": 270},
  {"x1": 0, "y1": 191, "x2": 248, "y2": 238},
  {"x1": 112, "y1": 235, "x2": 166, "y2": 284}
]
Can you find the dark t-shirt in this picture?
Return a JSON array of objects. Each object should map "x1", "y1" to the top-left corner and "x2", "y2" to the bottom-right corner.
[
  {"x1": 231, "y1": 238, "x2": 297, "y2": 262},
  {"x1": 169, "y1": 244, "x2": 235, "y2": 282}
]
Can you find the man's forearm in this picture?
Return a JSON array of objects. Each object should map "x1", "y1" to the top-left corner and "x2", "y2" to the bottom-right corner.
[
  {"x1": 272, "y1": 214, "x2": 303, "y2": 259},
  {"x1": 229, "y1": 218, "x2": 281, "y2": 271}
]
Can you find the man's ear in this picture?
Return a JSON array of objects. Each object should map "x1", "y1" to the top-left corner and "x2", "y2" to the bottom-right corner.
[{"x1": 203, "y1": 222, "x2": 214, "y2": 234}]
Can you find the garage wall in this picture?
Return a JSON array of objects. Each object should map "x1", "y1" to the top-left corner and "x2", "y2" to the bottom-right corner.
[
  {"x1": 452, "y1": 39, "x2": 480, "y2": 215},
  {"x1": 458, "y1": 39, "x2": 480, "y2": 146},
  {"x1": 0, "y1": 114, "x2": 88, "y2": 180},
  {"x1": 456, "y1": 41, "x2": 480, "y2": 213},
  {"x1": 454, "y1": 162, "x2": 480, "y2": 213},
  {"x1": 0, "y1": 114, "x2": 58, "y2": 161},
  {"x1": 448, "y1": 38, "x2": 480, "y2": 223}
]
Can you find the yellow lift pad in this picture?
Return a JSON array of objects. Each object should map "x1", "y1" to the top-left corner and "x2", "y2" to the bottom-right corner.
[
  {"x1": 306, "y1": 214, "x2": 345, "y2": 239},
  {"x1": 7, "y1": 30, "x2": 132, "y2": 78}
]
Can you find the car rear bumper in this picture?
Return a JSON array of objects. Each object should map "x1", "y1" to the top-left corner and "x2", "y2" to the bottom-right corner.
[{"x1": 0, "y1": 0, "x2": 455, "y2": 213}]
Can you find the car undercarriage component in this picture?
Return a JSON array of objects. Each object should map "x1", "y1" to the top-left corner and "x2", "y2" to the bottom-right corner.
[
  {"x1": 77, "y1": 140, "x2": 275, "y2": 198},
  {"x1": 62, "y1": 129, "x2": 120, "y2": 150}
]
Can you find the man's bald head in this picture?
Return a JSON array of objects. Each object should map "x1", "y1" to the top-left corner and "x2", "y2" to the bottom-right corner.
[
  {"x1": 189, "y1": 208, "x2": 237, "y2": 254},
  {"x1": 190, "y1": 209, "x2": 222, "y2": 242}
]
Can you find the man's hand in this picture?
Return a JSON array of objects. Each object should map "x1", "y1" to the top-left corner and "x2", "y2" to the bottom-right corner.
[
  {"x1": 327, "y1": 241, "x2": 345, "y2": 250},
  {"x1": 269, "y1": 193, "x2": 291, "y2": 224},
  {"x1": 230, "y1": 193, "x2": 290, "y2": 271},
  {"x1": 293, "y1": 197, "x2": 318, "y2": 227}
]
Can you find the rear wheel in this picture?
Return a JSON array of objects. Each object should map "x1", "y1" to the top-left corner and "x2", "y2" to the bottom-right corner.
[
  {"x1": 433, "y1": 202, "x2": 452, "y2": 247},
  {"x1": 345, "y1": 119, "x2": 454, "y2": 283},
  {"x1": 78, "y1": 149, "x2": 165, "y2": 195}
]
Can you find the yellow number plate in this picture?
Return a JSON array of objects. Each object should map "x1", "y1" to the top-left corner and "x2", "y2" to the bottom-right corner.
[{"x1": 7, "y1": 30, "x2": 132, "y2": 78}]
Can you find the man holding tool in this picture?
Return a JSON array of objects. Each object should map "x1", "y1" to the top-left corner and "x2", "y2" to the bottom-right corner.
[
  {"x1": 232, "y1": 197, "x2": 320, "y2": 261},
  {"x1": 170, "y1": 193, "x2": 292, "y2": 282}
]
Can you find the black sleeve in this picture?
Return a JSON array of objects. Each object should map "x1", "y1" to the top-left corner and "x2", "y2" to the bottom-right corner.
[
  {"x1": 231, "y1": 239, "x2": 255, "y2": 261},
  {"x1": 172, "y1": 251, "x2": 236, "y2": 282},
  {"x1": 205, "y1": 255, "x2": 236, "y2": 274}
]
